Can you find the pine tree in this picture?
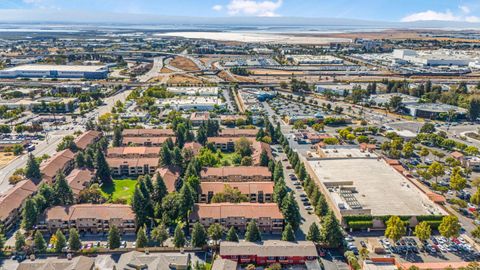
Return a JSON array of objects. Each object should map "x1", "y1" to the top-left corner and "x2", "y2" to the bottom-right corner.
[
  {"x1": 53, "y1": 171, "x2": 74, "y2": 205},
  {"x1": 191, "y1": 222, "x2": 207, "y2": 248},
  {"x1": 282, "y1": 223, "x2": 295, "y2": 241},
  {"x1": 34, "y1": 230, "x2": 47, "y2": 253},
  {"x1": 15, "y1": 231, "x2": 25, "y2": 252},
  {"x1": 172, "y1": 147, "x2": 183, "y2": 167},
  {"x1": 95, "y1": 148, "x2": 111, "y2": 184},
  {"x1": 307, "y1": 223, "x2": 321, "y2": 243},
  {"x1": 131, "y1": 185, "x2": 148, "y2": 226},
  {"x1": 68, "y1": 228, "x2": 82, "y2": 251},
  {"x1": 282, "y1": 192, "x2": 301, "y2": 230},
  {"x1": 113, "y1": 125, "x2": 123, "y2": 147},
  {"x1": 208, "y1": 223, "x2": 224, "y2": 245},
  {"x1": 85, "y1": 154, "x2": 94, "y2": 169},
  {"x1": 108, "y1": 225, "x2": 121, "y2": 249},
  {"x1": 136, "y1": 226, "x2": 149, "y2": 248},
  {"x1": 144, "y1": 175, "x2": 154, "y2": 193},
  {"x1": 173, "y1": 224, "x2": 186, "y2": 248},
  {"x1": 321, "y1": 210, "x2": 343, "y2": 248},
  {"x1": 25, "y1": 153, "x2": 41, "y2": 180},
  {"x1": 75, "y1": 152, "x2": 85, "y2": 168},
  {"x1": 225, "y1": 226, "x2": 239, "y2": 242},
  {"x1": 196, "y1": 126, "x2": 207, "y2": 145},
  {"x1": 152, "y1": 172, "x2": 167, "y2": 204},
  {"x1": 315, "y1": 195, "x2": 329, "y2": 217},
  {"x1": 54, "y1": 229, "x2": 66, "y2": 253},
  {"x1": 259, "y1": 150, "x2": 269, "y2": 167},
  {"x1": 22, "y1": 198, "x2": 37, "y2": 230},
  {"x1": 160, "y1": 144, "x2": 172, "y2": 166},
  {"x1": 179, "y1": 183, "x2": 194, "y2": 218},
  {"x1": 273, "y1": 161, "x2": 283, "y2": 182},
  {"x1": 245, "y1": 220, "x2": 261, "y2": 242}
]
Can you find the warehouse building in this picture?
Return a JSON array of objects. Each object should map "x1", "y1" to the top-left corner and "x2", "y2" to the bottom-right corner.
[{"x1": 0, "y1": 64, "x2": 109, "y2": 79}]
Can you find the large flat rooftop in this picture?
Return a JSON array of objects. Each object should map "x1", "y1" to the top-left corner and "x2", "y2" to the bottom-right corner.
[
  {"x1": 307, "y1": 157, "x2": 446, "y2": 216},
  {"x1": 4, "y1": 64, "x2": 107, "y2": 72}
]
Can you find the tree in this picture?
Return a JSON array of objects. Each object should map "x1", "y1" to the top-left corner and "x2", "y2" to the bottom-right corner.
[
  {"x1": 414, "y1": 221, "x2": 432, "y2": 243},
  {"x1": 208, "y1": 223, "x2": 224, "y2": 245},
  {"x1": 68, "y1": 228, "x2": 82, "y2": 251},
  {"x1": 108, "y1": 225, "x2": 121, "y2": 249},
  {"x1": 450, "y1": 173, "x2": 467, "y2": 192},
  {"x1": 471, "y1": 188, "x2": 480, "y2": 206},
  {"x1": 136, "y1": 226, "x2": 149, "y2": 248},
  {"x1": 152, "y1": 173, "x2": 168, "y2": 204},
  {"x1": 235, "y1": 137, "x2": 252, "y2": 157},
  {"x1": 95, "y1": 148, "x2": 111, "y2": 183},
  {"x1": 344, "y1": 251, "x2": 360, "y2": 270},
  {"x1": 113, "y1": 125, "x2": 123, "y2": 147},
  {"x1": 419, "y1": 148, "x2": 429, "y2": 161},
  {"x1": 160, "y1": 144, "x2": 172, "y2": 166},
  {"x1": 245, "y1": 220, "x2": 261, "y2": 242},
  {"x1": 282, "y1": 192, "x2": 301, "y2": 230},
  {"x1": 15, "y1": 231, "x2": 25, "y2": 252},
  {"x1": 53, "y1": 171, "x2": 74, "y2": 205},
  {"x1": 315, "y1": 195, "x2": 329, "y2": 217},
  {"x1": 191, "y1": 222, "x2": 207, "y2": 248},
  {"x1": 34, "y1": 230, "x2": 47, "y2": 253},
  {"x1": 259, "y1": 150, "x2": 269, "y2": 167},
  {"x1": 25, "y1": 153, "x2": 41, "y2": 180},
  {"x1": 78, "y1": 183, "x2": 105, "y2": 204},
  {"x1": 22, "y1": 198, "x2": 37, "y2": 230},
  {"x1": 281, "y1": 223, "x2": 295, "y2": 241},
  {"x1": 307, "y1": 223, "x2": 321, "y2": 243},
  {"x1": 468, "y1": 96, "x2": 480, "y2": 121},
  {"x1": 384, "y1": 216, "x2": 406, "y2": 242},
  {"x1": 427, "y1": 161, "x2": 444, "y2": 183},
  {"x1": 132, "y1": 185, "x2": 148, "y2": 226},
  {"x1": 54, "y1": 229, "x2": 66, "y2": 253},
  {"x1": 173, "y1": 224, "x2": 186, "y2": 248},
  {"x1": 359, "y1": 248, "x2": 370, "y2": 260},
  {"x1": 211, "y1": 185, "x2": 249, "y2": 203},
  {"x1": 196, "y1": 126, "x2": 207, "y2": 145},
  {"x1": 75, "y1": 152, "x2": 85, "y2": 168},
  {"x1": 225, "y1": 226, "x2": 239, "y2": 242},
  {"x1": 472, "y1": 226, "x2": 480, "y2": 239},
  {"x1": 321, "y1": 210, "x2": 343, "y2": 247},
  {"x1": 151, "y1": 223, "x2": 169, "y2": 247},
  {"x1": 420, "y1": 123, "x2": 435, "y2": 134},
  {"x1": 439, "y1": 215, "x2": 461, "y2": 238}
]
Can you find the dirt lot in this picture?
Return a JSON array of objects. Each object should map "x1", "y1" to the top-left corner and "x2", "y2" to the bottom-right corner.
[
  {"x1": 0, "y1": 152, "x2": 16, "y2": 167},
  {"x1": 160, "y1": 66, "x2": 174, "y2": 73},
  {"x1": 166, "y1": 74, "x2": 205, "y2": 84},
  {"x1": 217, "y1": 70, "x2": 257, "y2": 83},
  {"x1": 169, "y1": 56, "x2": 200, "y2": 72}
]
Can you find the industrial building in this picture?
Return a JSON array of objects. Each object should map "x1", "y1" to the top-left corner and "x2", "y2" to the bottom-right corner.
[
  {"x1": 287, "y1": 55, "x2": 344, "y2": 65},
  {"x1": 392, "y1": 49, "x2": 476, "y2": 67},
  {"x1": 0, "y1": 64, "x2": 109, "y2": 79},
  {"x1": 156, "y1": 96, "x2": 224, "y2": 111}
]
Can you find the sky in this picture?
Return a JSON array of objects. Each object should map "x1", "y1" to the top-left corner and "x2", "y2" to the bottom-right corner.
[{"x1": 0, "y1": 0, "x2": 480, "y2": 23}]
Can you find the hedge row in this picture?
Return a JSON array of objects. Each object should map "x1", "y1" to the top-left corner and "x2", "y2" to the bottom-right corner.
[{"x1": 348, "y1": 221, "x2": 373, "y2": 229}]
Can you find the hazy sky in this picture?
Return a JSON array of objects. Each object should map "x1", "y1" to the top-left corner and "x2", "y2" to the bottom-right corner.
[{"x1": 0, "y1": 0, "x2": 479, "y2": 23}]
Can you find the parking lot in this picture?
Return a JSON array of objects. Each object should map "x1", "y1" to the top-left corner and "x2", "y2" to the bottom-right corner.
[{"x1": 345, "y1": 232, "x2": 480, "y2": 264}]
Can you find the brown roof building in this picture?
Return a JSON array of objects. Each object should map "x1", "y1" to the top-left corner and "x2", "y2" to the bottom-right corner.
[
  {"x1": 40, "y1": 149, "x2": 75, "y2": 184},
  {"x1": 200, "y1": 166, "x2": 271, "y2": 182},
  {"x1": 189, "y1": 203, "x2": 283, "y2": 233},
  {"x1": 107, "y1": 147, "x2": 160, "y2": 158},
  {"x1": 74, "y1": 130, "x2": 102, "y2": 150},
  {"x1": 184, "y1": 142, "x2": 202, "y2": 156},
  {"x1": 199, "y1": 182, "x2": 274, "y2": 203},
  {"x1": 122, "y1": 129, "x2": 175, "y2": 137},
  {"x1": 207, "y1": 137, "x2": 255, "y2": 152},
  {"x1": 38, "y1": 204, "x2": 136, "y2": 234},
  {"x1": 122, "y1": 137, "x2": 175, "y2": 147},
  {"x1": 0, "y1": 180, "x2": 37, "y2": 232},
  {"x1": 251, "y1": 141, "x2": 273, "y2": 166},
  {"x1": 66, "y1": 169, "x2": 94, "y2": 198},
  {"x1": 116, "y1": 251, "x2": 190, "y2": 270},
  {"x1": 219, "y1": 128, "x2": 258, "y2": 137},
  {"x1": 157, "y1": 166, "x2": 182, "y2": 193},
  {"x1": 17, "y1": 256, "x2": 95, "y2": 270}
]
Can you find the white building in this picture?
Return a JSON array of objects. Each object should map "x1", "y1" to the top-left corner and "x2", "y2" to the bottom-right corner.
[
  {"x1": 286, "y1": 55, "x2": 344, "y2": 65},
  {"x1": 156, "y1": 96, "x2": 224, "y2": 111},
  {"x1": 166, "y1": 87, "x2": 219, "y2": 96},
  {"x1": 0, "y1": 64, "x2": 109, "y2": 79}
]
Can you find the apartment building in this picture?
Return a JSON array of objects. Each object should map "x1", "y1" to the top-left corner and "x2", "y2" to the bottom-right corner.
[
  {"x1": 157, "y1": 166, "x2": 182, "y2": 193},
  {"x1": 200, "y1": 166, "x2": 271, "y2": 182},
  {"x1": 107, "y1": 158, "x2": 159, "y2": 176},
  {"x1": 122, "y1": 128, "x2": 175, "y2": 137},
  {"x1": 107, "y1": 147, "x2": 160, "y2": 158},
  {"x1": 198, "y1": 182, "x2": 274, "y2": 203},
  {"x1": 40, "y1": 149, "x2": 76, "y2": 184},
  {"x1": 73, "y1": 130, "x2": 102, "y2": 150},
  {"x1": 66, "y1": 169, "x2": 94, "y2": 199},
  {"x1": 38, "y1": 204, "x2": 136, "y2": 234},
  {"x1": 0, "y1": 180, "x2": 37, "y2": 232},
  {"x1": 189, "y1": 203, "x2": 284, "y2": 233},
  {"x1": 207, "y1": 137, "x2": 255, "y2": 152},
  {"x1": 122, "y1": 136, "x2": 175, "y2": 147},
  {"x1": 218, "y1": 128, "x2": 257, "y2": 137},
  {"x1": 251, "y1": 141, "x2": 273, "y2": 166}
]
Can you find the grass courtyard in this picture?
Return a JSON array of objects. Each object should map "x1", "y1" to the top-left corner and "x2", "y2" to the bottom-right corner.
[
  {"x1": 217, "y1": 152, "x2": 240, "y2": 166},
  {"x1": 101, "y1": 178, "x2": 137, "y2": 204}
]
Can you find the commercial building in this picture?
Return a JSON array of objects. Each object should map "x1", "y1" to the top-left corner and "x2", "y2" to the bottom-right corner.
[
  {"x1": 40, "y1": 149, "x2": 76, "y2": 184},
  {"x1": 219, "y1": 240, "x2": 319, "y2": 265},
  {"x1": 392, "y1": 49, "x2": 475, "y2": 67},
  {"x1": 287, "y1": 55, "x2": 344, "y2": 65},
  {"x1": 156, "y1": 96, "x2": 224, "y2": 111},
  {"x1": 0, "y1": 64, "x2": 109, "y2": 79},
  {"x1": 0, "y1": 180, "x2": 37, "y2": 232},
  {"x1": 403, "y1": 103, "x2": 467, "y2": 119},
  {"x1": 38, "y1": 204, "x2": 136, "y2": 234},
  {"x1": 167, "y1": 86, "x2": 219, "y2": 96},
  {"x1": 200, "y1": 166, "x2": 271, "y2": 182},
  {"x1": 189, "y1": 203, "x2": 283, "y2": 233},
  {"x1": 306, "y1": 146, "x2": 447, "y2": 228},
  {"x1": 0, "y1": 97, "x2": 78, "y2": 111},
  {"x1": 198, "y1": 182, "x2": 274, "y2": 203}
]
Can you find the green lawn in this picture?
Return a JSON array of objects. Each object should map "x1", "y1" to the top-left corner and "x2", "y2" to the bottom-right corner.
[
  {"x1": 101, "y1": 178, "x2": 137, "y2": 204},
  {"x1": 217, "y1": 152, "x2": 239, "y2": 166}
]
